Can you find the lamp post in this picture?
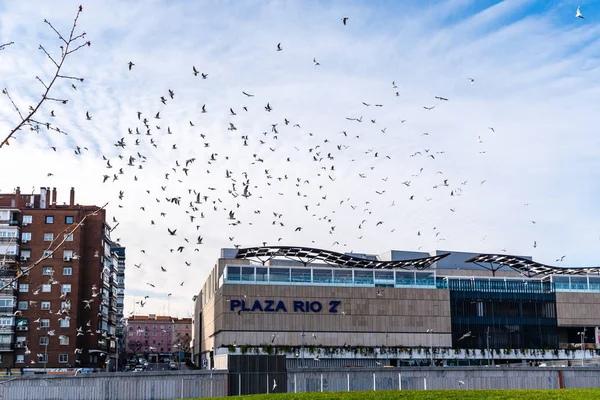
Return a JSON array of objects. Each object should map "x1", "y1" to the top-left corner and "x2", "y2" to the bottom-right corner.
[
  {"x1": 578, "y1": 329, "x2": 586, "y2": 367},
  {"x1": 426, "y1": 329, "x2": 433, "y2": 366}
]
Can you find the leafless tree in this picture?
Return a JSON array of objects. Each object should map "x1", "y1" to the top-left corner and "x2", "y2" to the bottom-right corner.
[{"x1": 0, "y1": 5, "x2": 90, "y2": 149}]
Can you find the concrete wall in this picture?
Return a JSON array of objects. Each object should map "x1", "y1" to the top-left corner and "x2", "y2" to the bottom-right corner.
[
  {"x1": 0, "y1": 370, "x2": 227, "y2": 400},
  {"x1": 209, "y1": 284, "x2": 452, "y2": 352},
  {"x1": 556, "y1": 292, "x2": 600, "y2": 326}
]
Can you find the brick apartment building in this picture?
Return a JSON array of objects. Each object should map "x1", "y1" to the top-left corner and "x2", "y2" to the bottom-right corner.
[
  {"x1": 126, "y1": 315, "x2": 192, "y2": 360},
  {"x1": 0, "y1": 187, "x2": 123, "y2": 369}
]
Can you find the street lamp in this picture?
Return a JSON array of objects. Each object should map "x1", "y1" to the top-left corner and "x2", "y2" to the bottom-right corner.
[
  {"x1": 578, "y1": 329, "x2": 586, "y2": 367},
  {"x1": 426, "y1": 329, "x2": 433, "y2": 366}
]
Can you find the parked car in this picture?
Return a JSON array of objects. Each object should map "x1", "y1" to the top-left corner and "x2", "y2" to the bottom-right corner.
[{"x1": 169, "y1": 362, "x2": 177, "y2": 370}]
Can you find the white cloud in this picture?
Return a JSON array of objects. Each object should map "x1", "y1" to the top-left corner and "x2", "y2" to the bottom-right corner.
[{"x1": 1, "y1": 0, "x2": 599, "y2": 317}]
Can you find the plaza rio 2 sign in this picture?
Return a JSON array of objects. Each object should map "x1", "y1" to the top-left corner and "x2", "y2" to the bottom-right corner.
[{"x1": 229, "y1": 299, "x2": 341, "y2": 313}]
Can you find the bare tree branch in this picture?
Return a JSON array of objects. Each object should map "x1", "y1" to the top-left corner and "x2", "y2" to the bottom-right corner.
[
  {"x1": 0, "y1": 202, "x2": 108, "y2": 292},
  {"x1": 0, "y1": 6, "x2": 90, "y2": 149},
  {"x1": 0, "y1": 42, "x2": 14, "y2": 51}
]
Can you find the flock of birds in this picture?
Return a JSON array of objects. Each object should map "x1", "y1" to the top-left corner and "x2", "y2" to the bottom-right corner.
[{"x1": 11, "y1": 6, "x2": 592, "y2": 364}]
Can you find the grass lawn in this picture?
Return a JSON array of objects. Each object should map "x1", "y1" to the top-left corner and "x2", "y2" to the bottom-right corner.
[{"x1": 197, "y1": 389, "x2": 600, "y2": 400}]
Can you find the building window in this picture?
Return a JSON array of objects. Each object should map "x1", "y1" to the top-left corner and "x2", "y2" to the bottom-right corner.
[
  {"x1": 59, "y1": 336, "x2": 69, "y2": 345},
  {"x1": 61, "y1": 284, "x2": 71, "y2": 293},
  {"x1": 19, "y1": 283, "x2": 28, "y2": 293},
  {"x1": 59, "y1": 354, "x2": 68, "y2": 363},
  {"x1": 41, "y1": 302, "x2": 51, "y2": 310},
  {"x1": 45, "y1": 216, "x2": 54, "y2": 224},
  {"x1": 40, "y1": 319, "x2": 50, "y2": 328},
  {"x1": 42, "y1": 284, "x2": 51, "y2": 293},
  {"x1": 43, "y1": 250, "x2": 53, "y2": 258},
  {"x1": 20, "y1": 250, "x2": 31, "y2": 261},
  {"x1": 16, "y1": 354, "x2": 24, "y2": 363},
  {"x1": 43, "y1": 233, "x2": 54, "y2": 241},
  {"x1": 152, "y1": 332, "x2": 156, "y2": 336},
  {"x1": 65, "y1": 216, "x2": 74, "y2": 224},
  {"x1": 59, "y1": 319, "x2": 70, "y2": 328},
  {"x1": 39, "y1": 336, "x2": 49, "y2": 345},
  {"x1": 61, "y1": 301, "x2": 70, "y2": 311},
  {"x1": 129, "y1": 332, "x2": 133, "y2": 336},
  {"x1": 17, "y1": 301, "x2": 27, "y2": 310},
  {"x1": 22, "y1": 215, "x2": 32, "y2": 224},
  {"x1": 64, "y1": 233, "x2": 74, "y2": 241},
  {"x1": 63, "y1": 267, "x2": 72, "y2": 276},
  {"x1": 42, "y1": 267, "x2": 53, "y2": 276},
  {"x1": 63, "y1": 250, "x2": 73, "y2": 261},
  {"x1": 21, "y1": 232, "x2": 32, "y2": 241},
  {"x1": 38, "y1": 354, "x2": 48, "y2": 363}
]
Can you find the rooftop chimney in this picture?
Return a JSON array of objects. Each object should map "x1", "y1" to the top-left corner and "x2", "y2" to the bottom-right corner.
[
  {"x1": 45, "y1": 186, "x2": 51, "y2": 209},
  {"x1": 51, "y1": 187, "x2": 57, "y2": 208},
  {"x1": 69, "y1": 187, "x2": 75, "y2": 206},
  {"x1": 15, "y1": 187, "x2": 21, "y2": 208},
  {"x1": 40, "y1": 187, "x2": 47, "y2": 209}
]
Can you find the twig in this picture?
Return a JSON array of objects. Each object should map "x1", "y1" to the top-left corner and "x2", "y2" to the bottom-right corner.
[
  {"x1": 1, "y1": 88, "x2": 24, "y2": 121},
  {"x1": 0, "y1": 6, "x2": 89, "y2": 149},
  {"x1": 0, "y1": 42, "x2": 14, "y2": 51},
  {"x1": 0, "y1": 202, "x2": 108, "y2": 292}
]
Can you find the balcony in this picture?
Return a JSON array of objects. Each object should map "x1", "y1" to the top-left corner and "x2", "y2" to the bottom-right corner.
[
  {"x1": 0, "y1": 237, "x2": 18, "y2": 243},
  {"x1": 0, "y1": 220, "x2": 20, "y2": 226},
  {"x1": 0, "y1": 306, "x2": 15, "y2": 314},
  {"x1": 0, "y1": 343, "x2": 14, "y2": 351},
  {"x1": 0, "y1": 326, "x2": 14, "y2": 333}
]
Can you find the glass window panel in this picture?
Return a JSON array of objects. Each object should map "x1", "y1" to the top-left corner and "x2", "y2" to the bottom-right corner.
[
  {"x1": 241, "y1": 267, "x2": 254, "y2": 282},
  {"x1": 226, "y1": 266, "x2": 240, "y2": 281},
  {"x1": 291, "y1": 268, "x2": 311, "y2": 283},
  {"x1": 354, "y1": 270, "x2": 374, "y2": 285},
  {"x1": 396, "y1": 271, "x2": 415, "y2": 286},
  {"x1": 374, "y1": 271, "x2": 394, "y2": 280},
  {"x1": 313, "y1": 269, "x2": 332, "y2": 284},
  {"x1": 269, "y1": 268, "x2": 290, "y2": 283},
  {"x1": 333, "y1": 270, "x2": 352, "y2": 284},
  {"x1": 255, "y1": 267, "x2": 268, "y2": 282}
]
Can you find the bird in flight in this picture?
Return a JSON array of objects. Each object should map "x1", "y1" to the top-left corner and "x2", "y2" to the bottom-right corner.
[
  {"x1": 86, "y1": 111, "x2": 92, "y2": 120},
  {"x1": 467, "y1": 78, "x2": 475, "y2": 85},
  {"x1": 128, "y1": 61, "x2": 134, "y2": 70},
  {"x1": 193, "y1": 66, "x2": 199, "y2": 76},
  {"x1": 277, "y1": 43, "x2": 282, "y2": 51},
  {"x1": 342, "y1": 17, "x2": 349, "y2": 25},
  {"x1": 313, "y1": 57, "x2": 320, "y2": 66},
  {"x1": 242, "y1": 91, "x2": 254, "y2": 97},
  {"x1": 576, "y1": 6, "x2": 584, "y2": 19}
]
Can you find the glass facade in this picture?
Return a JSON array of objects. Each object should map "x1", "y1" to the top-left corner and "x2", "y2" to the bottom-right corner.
[
  {"x1": 449, "y1": 278, "x2": 558, "y2": 350},
  {"x1": 223, "y1": 265, "x2": 437, "y2": 289}
]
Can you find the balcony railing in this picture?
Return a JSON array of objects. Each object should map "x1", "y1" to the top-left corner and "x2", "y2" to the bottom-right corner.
[
  {"x1": 0, "y1": 343, "x2": 14, "y2": 351},
  {"x1": 0, "y1": 306, "x2": 15, "y2": 314},
  {"x1": 0, "y1": 237, "x2": 19, "y2": 243},
  {"x1": 0, "y1": 220, "x2": 20, "y2": 226}
]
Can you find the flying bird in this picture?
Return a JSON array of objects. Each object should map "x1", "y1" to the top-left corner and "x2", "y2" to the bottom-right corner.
[
  {"x1": 342, "y1": 17, "x2": 349, "y2": 25},
  {"x1": 128, "y1": 61, "x2": 134, "y2": 70},
  {"x1": 277, "y1": 43, "x2": 282, "y2": 51},
  {"x1": 576, "y1": 6, "x2": 584, "y2": 19}
]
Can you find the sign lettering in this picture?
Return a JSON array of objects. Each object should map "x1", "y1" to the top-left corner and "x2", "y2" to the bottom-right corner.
[{"x1": 230, "y1": 299, "x2": 341, "y2": 313}]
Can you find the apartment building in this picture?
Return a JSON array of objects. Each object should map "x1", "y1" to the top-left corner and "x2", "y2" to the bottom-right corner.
[
  {"x1": 111, "y1": 246, "x2": 126, "y2": 356},
  {"x1": 173, "y1": 317, "x2": 192, "y2": 358},
  {"x1": 0, "y1": 187, "x2": 123, "y2": 369},
  {"x1": 127, "y1": 314, "x2": 174, "y2": 357}
]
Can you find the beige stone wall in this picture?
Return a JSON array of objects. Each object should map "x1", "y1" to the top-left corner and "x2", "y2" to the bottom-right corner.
[
  {"x1": 199, "y1": 283, "x2": 452, "y2": 354},
  {"x1": 556, "y1": 292, "x2": 600, "y2": 326}
]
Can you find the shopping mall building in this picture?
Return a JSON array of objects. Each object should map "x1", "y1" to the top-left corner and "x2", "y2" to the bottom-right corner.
[{"x1": 192, "y1": 247, "x2": 600, "y2": 368}]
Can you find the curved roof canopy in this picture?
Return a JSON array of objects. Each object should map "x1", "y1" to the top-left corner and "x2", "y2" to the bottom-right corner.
[
  {"x1": 465, "y1": 254, "x2": 600, "y2": 278},
  {"x1": 234, "y1": 246, "x2": 450, "y2": 270}
]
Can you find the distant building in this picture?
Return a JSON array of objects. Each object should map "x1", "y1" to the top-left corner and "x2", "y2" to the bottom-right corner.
[
  {"x1": 0, "y1": 187, "x2": 122, "y2": 369},
  {"x1": 173, "y1": 317, "x2": 192, "y2": 358},
  {"x1": 126, "y1": 314, "x2": 174, "y2": 357}
]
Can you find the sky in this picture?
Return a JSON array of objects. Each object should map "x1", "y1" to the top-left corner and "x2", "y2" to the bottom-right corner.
[{"x1": 0, "y1": 0, "x2": 599, "y2": 318}]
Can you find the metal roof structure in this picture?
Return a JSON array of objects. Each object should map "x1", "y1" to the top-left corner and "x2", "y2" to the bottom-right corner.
[
  {"x1": 465, "y1": 254, "x2": 600, "y2": 278},
  {"x1": 234, "y1": 246, "x2": 450, "y2": 270}
]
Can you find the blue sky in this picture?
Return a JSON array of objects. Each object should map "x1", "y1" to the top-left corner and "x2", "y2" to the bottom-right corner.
[{"x1": 1, "y1": 0, "x2": 599, "y2": 316}]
